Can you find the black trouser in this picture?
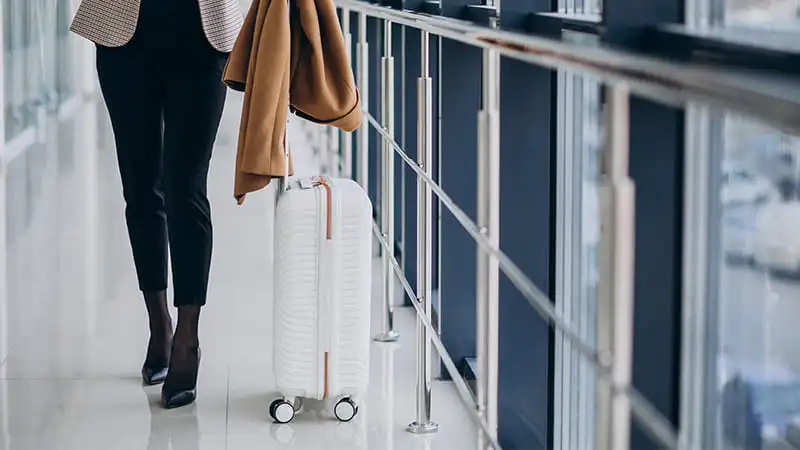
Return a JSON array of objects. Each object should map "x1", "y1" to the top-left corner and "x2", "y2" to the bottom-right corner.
[{"x1": 96, "y1": 2, "x2": 228, "y2": 307}]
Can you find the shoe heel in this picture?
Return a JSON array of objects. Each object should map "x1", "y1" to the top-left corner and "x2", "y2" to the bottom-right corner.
[
  {"x1": 161, "y1": 347, "x2": 201, "y2": 409},
  {"x1": 142, "y1": 366, "x2": 169, "y2": 386}
]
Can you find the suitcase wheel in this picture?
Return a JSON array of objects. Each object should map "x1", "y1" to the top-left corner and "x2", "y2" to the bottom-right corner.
[
  {"x1": 270, "y1": 399, "x2": 296, "y2": 424},
  {"x1": 333, "y1": 397, "x2": 358, "y2": 422}
]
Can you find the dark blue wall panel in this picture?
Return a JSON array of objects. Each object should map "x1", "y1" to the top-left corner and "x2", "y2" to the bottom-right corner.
[
  {"x1": 393, "y1": 23, "x2": 405, "y2": 260},
  {"x1": 604, "y1": 0, "x2": 683, "y2": 47},
  {"x1": 349, "y1": 12, "x2": 362, "y2": 181},
  {"x1": 401, "y1": 27, "x2": 421, "y2": 295},
  {"x1": 368, "y1": 17, "x2": 382, "y2": 212},
  {"x1": 627, "y1": 98, "x2": 684, "y2": 448},
  {"x1": 438, "y1": 38, "x2": 482, "y2": 373},
  {"x1": 602, "y1": 0, "x2": 685, "y2": 443},
  {"x1": 497, "y1": 58, "x2": 556, "y2": 450},
  {"x1": 431, "y1": 35, "x2": 441, "y2": 294}
]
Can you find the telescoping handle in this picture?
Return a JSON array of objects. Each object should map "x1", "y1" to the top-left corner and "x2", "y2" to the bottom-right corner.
[
  {"x1": 277, "y1": 116, "x2": 292, "y2": 196},
  {"x1": 279, "y1": 0, "x2": 293, "y2": 197}
]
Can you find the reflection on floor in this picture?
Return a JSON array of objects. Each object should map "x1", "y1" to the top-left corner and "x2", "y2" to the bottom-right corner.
[{"x1": 0, "y1": 91, "x2": 476, "y2": 449}]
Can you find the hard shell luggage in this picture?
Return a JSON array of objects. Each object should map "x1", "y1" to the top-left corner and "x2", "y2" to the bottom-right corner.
[{"x1": 269, "y1": 171, "x2": 373, "y2": 424}]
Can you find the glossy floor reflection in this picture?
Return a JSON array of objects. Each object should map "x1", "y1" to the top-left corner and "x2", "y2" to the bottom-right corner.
[{"x1": 0, "y1": 91, "x2": 477, "y2": 449}]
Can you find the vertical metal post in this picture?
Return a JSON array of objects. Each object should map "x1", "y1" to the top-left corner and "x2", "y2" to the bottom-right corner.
[
  {"x1": 375, "y1": 20, "x2": 400, "y2": 342},
  {"x1": 407, "y1": 29, "x2": 438, "y2": 435},
  {"x1": 340, "y1": 8, "x2": 354, "y2": 179},
  {"x1": 0, "y1": 0, "x2": 8, "y2": 381},
  {"x1": 329, "y1": 126, "x2": 339, "y2": 176},
  {"x1": 355, "y1": 12, "x2": 369, "y2": 189},
  {"x1": 679, "y1": 104, "x2": 712, "y2": 450},
  {"x1": 0, "y1": 150, "x2": 6, "y2": 450},
  {"x1": 595, "y1": 84, "x2": 634, "y2": 450},
  {"x1": 476, "y1": 15, "x2": 501, "y2": 448},
  {"x1": 399, "y1": 26, "x2": 408, "y2": 292}
]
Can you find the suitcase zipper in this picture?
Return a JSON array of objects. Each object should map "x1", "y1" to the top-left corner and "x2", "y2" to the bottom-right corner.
[{"x1": 312, "y1": 177, "x2": 334, "y2": 400}]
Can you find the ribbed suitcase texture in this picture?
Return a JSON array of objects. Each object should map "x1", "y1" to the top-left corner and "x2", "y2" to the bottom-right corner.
[{"x1": 273, "y1": 176, "x2": 373, "y2": 404}]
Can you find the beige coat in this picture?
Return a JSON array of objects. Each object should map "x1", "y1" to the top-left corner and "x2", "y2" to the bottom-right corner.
[{"x1": 224, "y1": 0, "x2": 362, "y2": 203}]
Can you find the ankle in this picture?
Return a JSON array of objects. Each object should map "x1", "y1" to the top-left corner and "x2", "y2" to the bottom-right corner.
[
  {"x1": 144, "y1": 290, "x2": 172, "y2": 335},
  {"x1": 173, "y1": 305, "x2": 201, "y2": 348},
  {"x1": 173, "y1": 332, "x2": 199, "y2": 350},
  {"x1": 149, "y1": 317, "x2": 173, "y2": 337}
]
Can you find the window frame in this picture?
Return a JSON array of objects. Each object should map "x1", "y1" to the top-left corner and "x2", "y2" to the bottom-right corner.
[{"x1": 553, "y1": 31, "x2": 603, "y2": 449}]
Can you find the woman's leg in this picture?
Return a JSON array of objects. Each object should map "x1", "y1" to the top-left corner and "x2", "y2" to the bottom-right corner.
[
  {"x1": 160, "y1": 46, "x2": 227, "y2": 408},
  {"x1": 96, "y1": 46, "x2": 173, "y2": 383},
  {"x1": 161, "y1": 77, "x2": 225, "y2": 310}
]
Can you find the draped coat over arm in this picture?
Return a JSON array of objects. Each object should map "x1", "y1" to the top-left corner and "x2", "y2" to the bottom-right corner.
[{"x1": 223, "y1": 0, "x2": 362, "y2": 203}]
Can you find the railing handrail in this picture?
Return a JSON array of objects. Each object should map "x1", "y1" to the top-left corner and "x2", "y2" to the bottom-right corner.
[
  {"x1": 337, "y1": 0, "x2": 800, "y2": 134},
  {"x1": 366, "y1": 112, "x2": 680, "y2": 449},
  {"x1": 329, "y1": 3, "x2": 764, "y2": 448}
]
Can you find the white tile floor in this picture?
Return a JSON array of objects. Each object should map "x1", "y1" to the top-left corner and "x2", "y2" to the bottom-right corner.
[{"x1": 0, "y1": 90, "x2": 478, "y2": 449}]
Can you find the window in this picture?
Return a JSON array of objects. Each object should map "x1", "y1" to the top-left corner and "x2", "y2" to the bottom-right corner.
[
  {"x1": 682, "y1": 0, "x2": 800, "y2": 439},
  {"x1": 553, "y1": 64, "x2": 602, "y2": 450},
  {"x1": 724, "y1": 0, "x2": 800, "y2": 26},
  {"x1": 689, "y1": 0, "x2": 800, "y2": 28},
  {"x1": 682, "y1": 107, "x2": 800, "y2": 450},
  {"x1": 2, "y1": 0, "x2": 77, "y2": 144},
  {"x1": 3, "y1": 0, "x2": 42, "y2": 141},
  {"x1": 558, "y1": 0, "x2": 602, "y2": 18}
]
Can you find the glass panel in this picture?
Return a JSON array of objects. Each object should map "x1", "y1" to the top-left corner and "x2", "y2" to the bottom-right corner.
[
  {"x1": 726, "y1": 0, "x2": 800, "y2": 26},
  {"x1": 558, "y1": 0, "x2": 603, "y2": 17},
  {"x1": 687, "y1": 0, "x2": 800, "y2": 29},
  {"x1": 3, "y1": 0, "x2": 75, "y2": 143},
  {"x1": 554, "y1": 67, "x2": 601, "y2": 450},
  {"x1": 690, "y1": 0, "x2": 800, "y2": 27},
  {"x1": 55, "y1": 0, "x2": 76, "y2": 101},
  {"x1": 4, "y1": 0, "x2": 40, "y2": 141},
  {"x1": 707, "y1": 113, "x2": 800, "y2": 450}
]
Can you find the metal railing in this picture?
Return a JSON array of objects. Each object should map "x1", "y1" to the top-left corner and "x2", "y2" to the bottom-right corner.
[{"x1": 296, "y1": 2, "x2": 800, "y2": 449}]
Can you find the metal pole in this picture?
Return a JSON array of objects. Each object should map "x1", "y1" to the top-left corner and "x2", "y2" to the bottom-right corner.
[
  {"x1": 476, "y1": 14, "x2": 501, "y2": 448},
  {"x1": 595, "y1": 84, "x2": 634, "y2": 450},
  {"x1": 330, "y1": 126, "x2": 339, "y2": 176},
  {"x1": 0, "y1": 0, "x2": 8, "y2": 387},
  {"x1": 407, "y1": 29, "x2": 438, "y2": 435},
  {"x1": 375, "y1": 19, "x2": 400, "y2": 342},
  {"x1": 340, "y1": 8, "x2": 354, "y2": 179},
  {"x1": 356, "y1": 12, "x2": 369, "y2": 189}
]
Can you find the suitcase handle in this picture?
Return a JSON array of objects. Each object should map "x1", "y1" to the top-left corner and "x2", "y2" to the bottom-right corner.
[{"x1": 277, "y1": 115, "x2": 292, "y2": 196}]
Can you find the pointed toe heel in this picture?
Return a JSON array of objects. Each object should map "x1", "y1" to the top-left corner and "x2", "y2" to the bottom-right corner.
[
  {"x1": 161, "y1": 388, "x2": 197, "y2": 409},
  {"x1": 161, "y1": 347, "x2": 201, "y2": 409},
  {"x1": 142, "y1": 366, "x2": 169, "y2": 386}
]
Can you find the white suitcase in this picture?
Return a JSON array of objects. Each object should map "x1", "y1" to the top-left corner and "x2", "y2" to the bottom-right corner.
[{"x1": 269, "y1": 174, "x2": 373, "y2": 424}]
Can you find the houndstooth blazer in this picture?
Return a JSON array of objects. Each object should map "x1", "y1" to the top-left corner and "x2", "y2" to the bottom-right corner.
[{"x1": 70, "y1": 0, "x2": 244, "y2": 53}]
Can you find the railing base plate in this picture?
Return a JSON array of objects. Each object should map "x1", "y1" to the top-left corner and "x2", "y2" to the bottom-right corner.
[
  {"x1": 373, "y1": 331, "x2": 400, "y2": 342},
  {"x1": 407, "y1": 421, "x2": 439, "y2": 434}
]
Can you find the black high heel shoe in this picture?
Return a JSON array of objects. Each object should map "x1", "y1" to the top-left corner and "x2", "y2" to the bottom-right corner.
[
  {"x1": 142, "y1": 336, "x2": 171, "y2": 386},
  {"x1": 142, "y1": 365, "x2": 169, "y2": 386},
  {"x1": 161, "y1": 347, "x2": 201, "y2": 409},
  {"x1": 141, "y1": 291, "x2": 172, "y2": 386}
]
